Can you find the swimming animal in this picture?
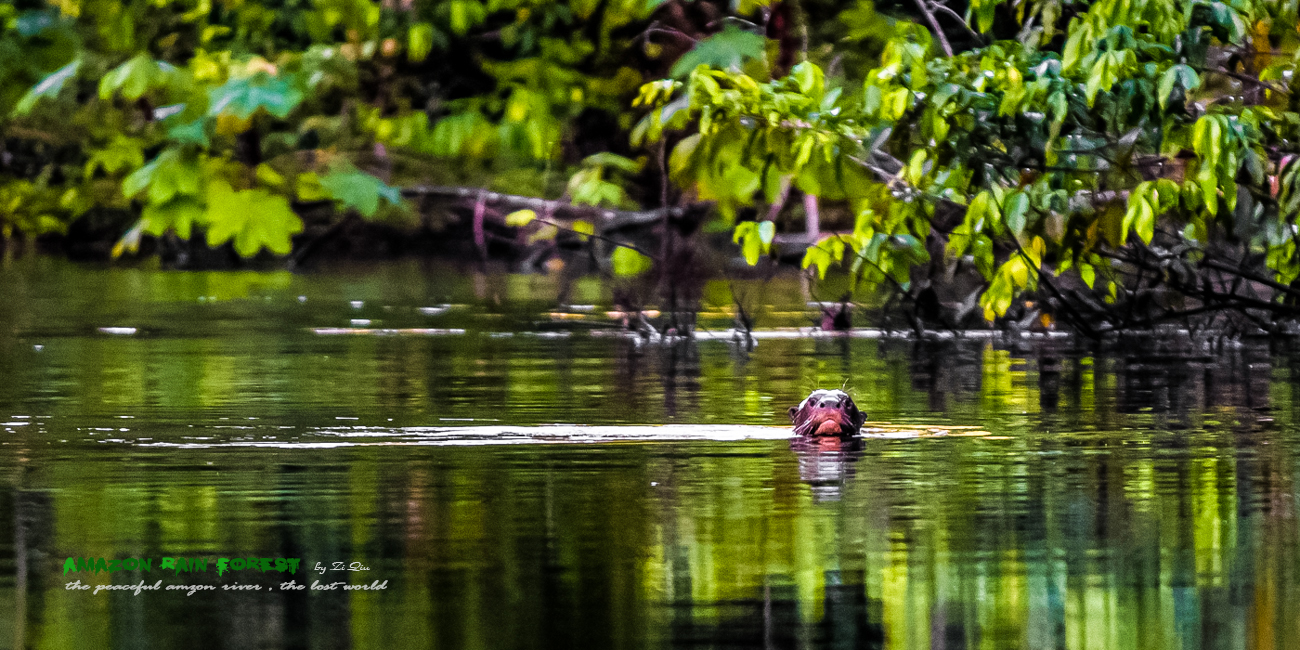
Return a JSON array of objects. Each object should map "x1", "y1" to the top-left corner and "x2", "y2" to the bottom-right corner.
[{"x1": 788, "y1": 389, "x2": 866, "y2": 437}]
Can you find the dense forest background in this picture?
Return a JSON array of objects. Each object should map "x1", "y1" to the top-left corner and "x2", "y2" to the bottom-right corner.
[{"x1": 4, "y1": 0, "x2": 1300, "y2": 336}]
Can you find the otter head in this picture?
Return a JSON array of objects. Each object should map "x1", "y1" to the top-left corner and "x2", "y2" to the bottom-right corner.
[{"x1": 788, "y1": 389, "x2": 866, "y2": 437}]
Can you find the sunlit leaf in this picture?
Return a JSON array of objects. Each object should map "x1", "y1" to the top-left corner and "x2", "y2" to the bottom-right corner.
[
  {"x1": 582, "y1": 153, "x2": 645, "y2": 174},
  {"x1": 14, "y1": 59, "x2": 80, "y2": 115},
  {"x1": 408, "y1": 22, "x2": 436, "y2": 62},
  {"x1": 505, "y1": 209, "x2": 537, "y2": 227},
  {"x1": 571, "y1": 220, "x2": 595, "y2": 241},
  {"x1": 612, "y1": 246, "x2": 653, "y2": 276},
  {"x1": 141, "y1": 198, "x2": 204, "y2": 240},
  {"x1": 256, "y1": 164, "x2": 286, "y2": 188},
  {"x1": 121, "y1": 148, "x2": 202, "y2": 204},
  {"x1": 84, "y1": 135, "x2": 143, "y2": 179},
  {"x1": 99, "y1": 54, "x2": 179, "y2": 101},
  {"x1": 207, "y1": 73, "x2": 304, "y2": 120},
  {"x1": 204, "y1": 179, "x2": 303, "y2": 257},
  {"x1": 1004, "y1": 192, "x2": 1030, "y2": 237}
]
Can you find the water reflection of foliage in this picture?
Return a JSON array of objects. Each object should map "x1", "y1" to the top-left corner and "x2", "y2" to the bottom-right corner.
[
  {"x1": 7, "y1": 406, "x2": 1298, "y2": 647},
  {"x1": 3, "y1": 268, "x2": 1300, "y2": 646}
]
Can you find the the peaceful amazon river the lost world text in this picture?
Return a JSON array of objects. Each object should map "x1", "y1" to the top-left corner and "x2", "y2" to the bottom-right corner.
[{"x1": 0, "y1": 259, "x2": 1297, "y2": 649}]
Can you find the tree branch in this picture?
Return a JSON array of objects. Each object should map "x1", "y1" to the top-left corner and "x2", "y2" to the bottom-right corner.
[
  {"x1": 912, "y1": 0, "x2": 954, "y2": 57},
  {"x1": 401, "y1": 185, "x2": 696, "y2": 231},
  {"x1": 1200, "y1": 66, "x2": 1288, "y2": 94},
  {"x1": 928, "y1": 2, "x2": 982, "y2": 41},
  {"x1": 1201, "y1": 257, "x2": 1300, "y2": 299}
]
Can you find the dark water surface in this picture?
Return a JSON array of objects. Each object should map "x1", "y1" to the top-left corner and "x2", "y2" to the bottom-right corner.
[{"x1": 2, "y1": 258, "x2": 1299, "y2": 649}]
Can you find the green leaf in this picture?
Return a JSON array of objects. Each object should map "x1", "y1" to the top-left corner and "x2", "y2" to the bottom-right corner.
[
  {"x1": 256, "y1": 164, "x2": 286, "y2": 188},
  {"x1": 141, "y1": 198, "x2": 205, "y2": 240},
  {"x1": 1158, "y1": 64, "x2": 1200, "y2": 109},
  {"x1": 1048, "y1": 91, "x2": 1068, "y2": 123},
  {"x1": 742, "y1": 232, "x2": 761, "y2": 265},
  {"x1": 167, "y1": 119, "x2": 210, "y2": 147},
  {"x1": 967, "y1": 190, "x2": 999, "y2": 230},
  {"x1": 1133, "y1": 196, "x2": 1155, "y2": 243},
  {"x1": 505, "y1": 209, "x2": 537, "y2": 226},
  {"x1": 669, "y1": 26, "x2": 767, "y2": 79},
  {"x1": 1004, "y1": 192, "x2": 1030, "y2": 236},
  {"x1": 612, "y1": 246, "x2": 653, "y2": 276},
  {"x1": 569, "y1": 166, "x2": 630, "y2": 208},
  {"x1": 207, "y1": 73, "x2": 304, "y2": 120},
  {"x1": 448, "y1": 0, "x2": 486, "y2": 35},
  {"x1": 946, "y1": 222, "x2": 974, "y2": 258},
  {"x1": 971, "y1": 234, "x2": 995, "y2": 278},
  {"x1": 528, "y1": 223, "x2": 559, "y2": 243},
  {"x1": 318, "y1": 165, "x2": 403, "y2": 217},
  {"x1": 582, "y1": 153, "x2": 645, "y2": 174},
  {"x1": 112, "y1": 219, "x2": 147, "y2": 259},
  {"x1": 802, "y1": 236, "x2": 846, "y2": 279},
  {"x1": 790, "y1": 61, "x2": 824, "y2": 96},
  {"x1": 204, "y1": 180, "x2": 303, "y2": 257},
  {"x1": 802, "y1": 245, "x2": 831, "y2": 279},
  {"x1": 1080, "y1": 262, "x2": 1096, "y2": 289},
  {"x1": 121, "y1": 148, "x2": 202, "y2": 204},
  {"x1": 99, "y1": 55, "x2": 177, "y2": 101},
  {"x1": 970, "y1": 0, "x2": 996, "y2": 33},
  {"x1": 572, "y1": 220, "x2": 595, "y2": 241},
  {"x1": 409, "y1": 23, "x2": 436, "y2": 62},
  {"x1": 906, "y1": 150, "x2": 927, "y2": 185},
  {"x1": 84, "y1": 135, "x2": 144, "y2": 179},
  {"x1": 979, "y1": 271, "x2": 1013, "y2": 320},
  {"x1": 296, "y1": 172, "x2": 328, "y2": 202},
  {"x1": 1085, "y1": 52, "x2": 1109, "y2": 105},
  {"x1": 733, "y1": 221, "x2": 775, "y2": 265},
  {"x1": 1062, "y1": 29, "x2": 1085, "y2": 71},
  {"x1": 668, "y1": 134, "x2": 701, "y2": 180},
  {"x1": 14, "y1": 59, "x2": 80, "y2": 116}
]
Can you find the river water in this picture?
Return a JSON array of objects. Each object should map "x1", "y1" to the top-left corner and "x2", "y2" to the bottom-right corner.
[{"x1": 0, "y1": 258, "x2": 1297, "y2": 649}]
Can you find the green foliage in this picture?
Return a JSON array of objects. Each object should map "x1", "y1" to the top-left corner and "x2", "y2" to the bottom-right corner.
[
  {"x1": 568, "y1": 153, "x2": 644, "y2": 208},
  {"x1": 669, "y1": 26, "x2": 767, "y2": 79},
  {"x1": 1, "y1": 0, "x2": 652, "y2": 262},
  {"x1": 733, "y1": 220, "x2": 775, "y2": 266},
  {"x1": 612, "y1": 246, "x2": 653, "y2": 276},
  {"x1": 84, "y1": 135, "x2": 144, "y2": 180},
  {"x1": 207, "y1": 73, "x2": 304, "y2": 121},
  {"x1": 635, "y1": 0, "x2": 1300, "y2": 322},
  {"x1": 99, "y1": 54, "x2": 181, "y2": 101},
  {"x1": 6, "y1": 0, "x2": 1300, "y2": 320},
  {"x1": 317, "y1": 164, "x2": 404, "y2": 218},
  {"x1": 505, "y1": 209, "x2": 538, "y2": 227},
  {"x1": 204, "y1": 180, "x2": 303, "y2": 257},
  {"x1": 13, "y1": 59, "x2": 80, "y2": 115}
]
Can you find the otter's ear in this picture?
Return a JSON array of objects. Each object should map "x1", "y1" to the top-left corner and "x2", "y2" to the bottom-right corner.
[
  {"x1": 788, "y1": 405, "x2": 799, "y2": 422},
  {"x1": 849, "y1": 401, "x2": 867, "y2": 428}
]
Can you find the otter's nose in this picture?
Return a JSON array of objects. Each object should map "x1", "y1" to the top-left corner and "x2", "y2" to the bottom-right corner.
[{"x1": 818, "y1": 396, "x2": 841, "y2": 408}]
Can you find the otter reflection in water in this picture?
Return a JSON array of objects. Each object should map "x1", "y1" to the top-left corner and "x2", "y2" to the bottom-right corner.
[{"x1": 790, "y1": 435, "x2": 864, "y2": 502}]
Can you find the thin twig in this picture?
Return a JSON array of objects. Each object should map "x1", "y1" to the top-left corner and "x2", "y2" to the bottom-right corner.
[
  {"x1": 929, "y1": 2, "x2": 982, "y2": 41},
  {"x1": 1201, "y1": 258, "x2": 1300, "y2": 299},
  {"x1": 912, "y1": 0, "x2": 954, "y2": 57},
  {"x1": 402, "y1": 185, "x2": 696, "y2": 231},
  {"x1": 531, "y1": 216, "x2": 660, "y2": 261},
  {"x1": 1202, "y1": 66, "x2": 1288, "y2": 94}
]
